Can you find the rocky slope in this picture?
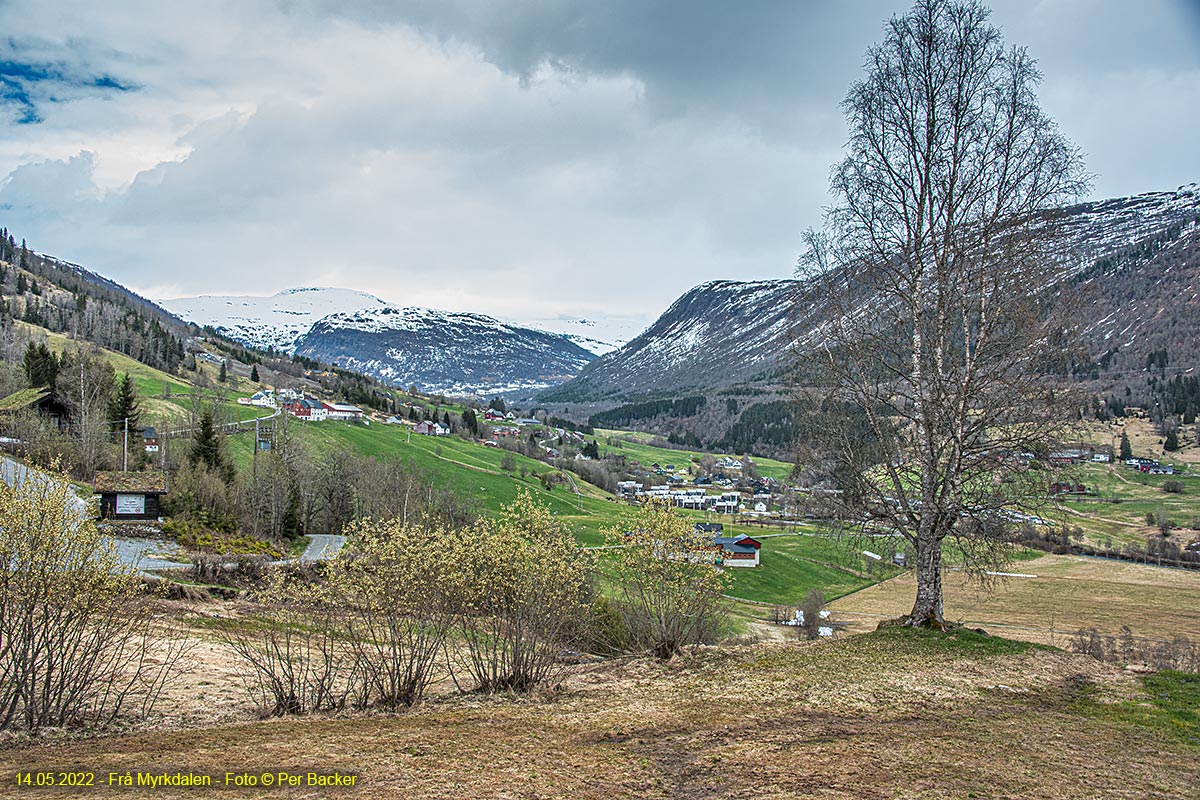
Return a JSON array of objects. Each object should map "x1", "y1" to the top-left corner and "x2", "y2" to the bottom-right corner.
[{"x1": 294, "y1": 306, "x2": 596, "y2": 395}]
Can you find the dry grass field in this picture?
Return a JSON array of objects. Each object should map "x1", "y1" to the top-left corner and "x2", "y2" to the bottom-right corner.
[
  {"x1": 1, "y1": 628, "x2": 1197, "y2": 799},
  {"x1": 829, "y1": 553, "x2": 1200, "y2": 645}
]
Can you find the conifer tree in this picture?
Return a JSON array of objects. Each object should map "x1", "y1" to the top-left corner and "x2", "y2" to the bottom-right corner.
[
  {"x1": 189, "y1": 408, "x2": 232, "y2": 481},
  {"x1": 108, "y1": 373, "x2": 141, "y2": 442}
]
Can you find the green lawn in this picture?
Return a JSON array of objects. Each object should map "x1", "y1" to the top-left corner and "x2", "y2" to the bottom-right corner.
[{"x1": 724, "y1": 534, "x2": 882, "y2": 605}]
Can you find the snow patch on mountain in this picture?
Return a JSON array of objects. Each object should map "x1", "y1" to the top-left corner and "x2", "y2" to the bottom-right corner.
[
  {"x1": 509, "y1": 314, "x2": 653, "y2": 356},
  {"x1": 159, "y1": 287, "x2": 389, "y2": 352},
  {"x1": 295, "y1": 306, "x2": 597, "y2": 396}
]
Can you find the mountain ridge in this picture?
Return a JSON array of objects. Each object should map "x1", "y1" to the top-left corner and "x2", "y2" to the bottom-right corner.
[{"x1": 545, "y1": 184, "x2": 1200, "y2": 404}]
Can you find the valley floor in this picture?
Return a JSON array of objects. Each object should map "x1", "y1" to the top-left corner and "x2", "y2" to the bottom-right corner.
[{"x1": 2, "y1": 628, "x2": 1196, "y2": 799}]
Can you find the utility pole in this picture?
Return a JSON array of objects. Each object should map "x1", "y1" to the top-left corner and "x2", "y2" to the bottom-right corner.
[{"x1": 123, "y1": 417, "x2": 128, "y2": 471}]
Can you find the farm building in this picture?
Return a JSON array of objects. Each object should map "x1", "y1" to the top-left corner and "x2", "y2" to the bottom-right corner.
[
  {"x1": 713, "y1": 534, "x2": 761, "y2": 567},
  {"x1": 321, "y1": 401, "x2": 363, "y2": 420},
  {"x1": 141, "y1": 427, "x2": 160, "y2": 454},
  {"x1": 286, "y1": 397, "x2": 328, "y2": 421},
  {"x1": 95, "y1": 471, "x2": 168, "y2": 521},
  {"x1": 414, "y1": 421, "x2": 449, "y2": 436}
]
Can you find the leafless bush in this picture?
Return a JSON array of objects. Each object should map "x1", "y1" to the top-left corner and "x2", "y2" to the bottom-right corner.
[
  {"x1": 798, "y1": 589, "x2": 826, "y2": 641},
  {"x1": 189, "y1": 553, "x2": 272, "y2": 587},
  {"x1": 221, "y1": 568, "x2": 356, "y2": 716},
  {"x1": 1070, "y1": 627, "x2": 1200, "y2": 674},
  {"x1": 329, "y1": 519, "x2": 455, "y2": 709},
  {"x1": 0, "y1": 470, "x2": 188, "y2": 733}
]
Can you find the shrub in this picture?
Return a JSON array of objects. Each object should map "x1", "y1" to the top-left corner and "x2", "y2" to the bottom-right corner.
[
  {"x1": 446, "y1": 492, "x2": 591, "y2": 693},
  {"x1": 1163, "y1": 480, "x2": 1183, "y2": 494},
  {"x1": 221, "y1": 568, "x2": 354, "y2": 716},
  {"x1": 603, "y1": 503, "x2": 731, "y2": 659},
  {"x1": 798, "y1": 589, "x2": 826, "y2": 641},
  {"x1": 329, "y1": 519, "x2": 456, "y2": 709},
  {"x1": 0, "y1": 469, "x2": 188, "y2": 732}
]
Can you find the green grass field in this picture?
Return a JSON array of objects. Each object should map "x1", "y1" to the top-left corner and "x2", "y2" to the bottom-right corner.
[
  {"x1": 594, "y1": 428, "x2": 794, "y2": 481},
  {"x1": 1052, "y1": 462, "x2": 1200, "y2": 548}
]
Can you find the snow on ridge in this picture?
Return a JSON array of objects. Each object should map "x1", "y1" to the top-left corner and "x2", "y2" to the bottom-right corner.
[{"x1": 159, "y1": 287, "x2": 391, "y2": 351}]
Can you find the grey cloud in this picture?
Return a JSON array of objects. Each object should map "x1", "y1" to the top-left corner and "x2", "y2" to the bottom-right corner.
[{"x1": 0, "y1": 0, "x2": 1197, "y2": 321}]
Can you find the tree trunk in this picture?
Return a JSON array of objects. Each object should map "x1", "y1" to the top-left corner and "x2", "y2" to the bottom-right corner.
[{"x1": 909, "y1": 534, "x2": 946, "y2": 629}]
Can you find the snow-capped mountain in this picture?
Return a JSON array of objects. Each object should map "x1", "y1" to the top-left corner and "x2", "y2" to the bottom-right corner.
[
  {"x1": 160, "y1": 286, "x2": 634, "y2": 392},
  {"x1": 160, "y1": 288, "x2": 389, "y2": 352},
  {"x1": 542, "y1": 280, "x2": 796, "y2": 401},
  {"x1": 295, "y1": 306, "x2": 596, "y2": 395},
  {"x1": 546, "y1": 185, "x2": 1200, "y2": 402}
]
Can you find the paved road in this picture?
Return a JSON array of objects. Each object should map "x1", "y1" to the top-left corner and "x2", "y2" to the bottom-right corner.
[
  {"x1": 1, "y1": 455, "x2": 89, "y2": 518},
  {"x1": 109, "y1": 537, "x2": 191, "y2": 571},
  {"x1": 299, "y1": 534, "x2": 346, "y2": 562}
]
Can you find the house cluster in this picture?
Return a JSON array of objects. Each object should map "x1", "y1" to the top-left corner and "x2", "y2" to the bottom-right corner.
[
  {"x1": 627, "y1": 484, "x2": 746, "y2": 514},
  {"x1": 238, "y1": 389, "x2": 280, "y2": 408},
  {"x1": 1125, "y1": 457, "x2": 1175, "y2": 475},
  {"x1": 1048, "y1": 445, "x2": 1113, "y2": 465},
  {"x1": 285, "y1": 396, "x2": 363, "y2": 422},
  {"x1": 483, "y1": 409, "x2": 516, "y2": 422}
]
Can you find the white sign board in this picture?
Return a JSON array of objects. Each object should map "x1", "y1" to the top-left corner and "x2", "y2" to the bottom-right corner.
[{"x1": 115, "y1": 494, "x2": 145, "y2": 515}]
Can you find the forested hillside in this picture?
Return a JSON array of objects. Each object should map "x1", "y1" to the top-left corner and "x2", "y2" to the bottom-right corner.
[{"x1": 0, "y1": 227, "x2": 186, "y2": 373}]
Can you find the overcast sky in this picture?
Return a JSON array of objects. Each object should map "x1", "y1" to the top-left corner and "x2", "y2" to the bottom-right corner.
[{"x1": 1, "y1": 1, "x2": 1198, "y2": 323}]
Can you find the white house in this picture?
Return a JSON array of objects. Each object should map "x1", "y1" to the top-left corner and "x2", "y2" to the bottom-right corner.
[{"x1": 246, "y1": 390, "x2": 277, "y2": 408}]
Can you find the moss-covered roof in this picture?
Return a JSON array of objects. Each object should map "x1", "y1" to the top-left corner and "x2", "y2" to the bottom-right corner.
[
  {"x1": 93, "y1": 471, "x2": 168, "y2": 494},
  {"x1": 0, "y1": 387, "x2": 49, "y2": 412}
]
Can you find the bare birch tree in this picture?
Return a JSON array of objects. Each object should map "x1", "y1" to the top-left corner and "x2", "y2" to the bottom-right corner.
[{"x1": 796, "y1": 0, "x2": 1088, "y2": 627}]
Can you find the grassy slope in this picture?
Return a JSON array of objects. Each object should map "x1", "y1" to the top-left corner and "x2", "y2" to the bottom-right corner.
[
  {"x1": 594, "y1": 428, "x2": 794, "y2": 481},
  {"x1": 19, "y1": 321, "x2": 269, "y2": 426},
  {"x1": 226, "y1": 420, "x2": 623, "y2": 546},
  {"x1": 1052, "y1": 462, "x2": 1200, "y2": 547},
  {"x1": 3, "y1": 628, "x2": 1195, "y2": 799}
]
